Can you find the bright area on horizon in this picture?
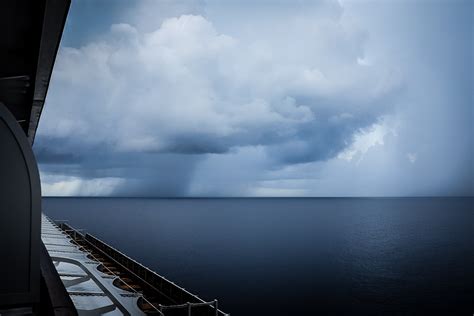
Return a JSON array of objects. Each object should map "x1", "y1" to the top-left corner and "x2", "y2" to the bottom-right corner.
[{"x1": 34, "y1": 0, "x2": 473, "y2": 197}]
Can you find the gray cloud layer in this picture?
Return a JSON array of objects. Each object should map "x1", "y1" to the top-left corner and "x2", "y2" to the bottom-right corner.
[{"x1": 34, "y1": 0, "x2": 473, "y2": 196}]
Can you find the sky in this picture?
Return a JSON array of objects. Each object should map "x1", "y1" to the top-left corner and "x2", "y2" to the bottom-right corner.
[{"x1": 34, "y1": 0, "x2": 473, "y2": 197}]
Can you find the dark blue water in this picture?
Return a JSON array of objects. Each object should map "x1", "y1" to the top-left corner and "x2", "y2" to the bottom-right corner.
[{"x1": 43, "y1": 197, "x2": 473, "y2": 315}]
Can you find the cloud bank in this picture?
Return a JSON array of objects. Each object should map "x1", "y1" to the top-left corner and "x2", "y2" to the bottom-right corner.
[{"x1": 35, "y1": 0, "x2": 473, "y2": 196}]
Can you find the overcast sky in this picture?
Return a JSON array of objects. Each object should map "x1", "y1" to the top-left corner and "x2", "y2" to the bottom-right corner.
[{"x1": 34, "y1": 0, "x2": 473, "y2": 197}]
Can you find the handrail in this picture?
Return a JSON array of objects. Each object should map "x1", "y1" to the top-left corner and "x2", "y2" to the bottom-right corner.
[
  {"x1": 52, "y1": 218, "x2": 230, "y2": 316},
  {"x1": 84, "y1": 233, "x2": 230, "y2": 315},
  {"x1": 53, "y1": 220, "x2": 165, "y2": 316},
  {"x1": 157, "y1": 299, "x2": 221, "y2": 316}
]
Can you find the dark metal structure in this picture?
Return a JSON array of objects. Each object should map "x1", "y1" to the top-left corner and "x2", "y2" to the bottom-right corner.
[
  {"x1": 0, "y1": 0, "x2": 71, "y2": 314},
  {"x1": 0, "y1": 2, "x2": 229, "y2": 315},
  {"x1": 0, "y1": 0, "x2": 70, "y2": 144},
  {"x1": 0, "y1": 102, "x2": 41, "y2": 308}
]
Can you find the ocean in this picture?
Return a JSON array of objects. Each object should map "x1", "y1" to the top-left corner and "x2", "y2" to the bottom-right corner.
[{"x1": 43, "y1": 197, "x2": 473, "y2": 315}]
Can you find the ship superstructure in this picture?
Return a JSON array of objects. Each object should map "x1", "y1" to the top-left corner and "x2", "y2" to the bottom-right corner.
[{"x1": 0, "y1": 1, "x2": 228, "y2": 315}]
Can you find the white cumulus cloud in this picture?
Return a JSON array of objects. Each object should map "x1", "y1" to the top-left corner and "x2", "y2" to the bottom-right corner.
[{"x1": 36, "y1": 1, "x2": 409, "y2": 196}]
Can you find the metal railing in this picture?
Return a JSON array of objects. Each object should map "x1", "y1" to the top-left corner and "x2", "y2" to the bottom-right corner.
[
  {"x1": 158, "y1": 299, "x2": 220, "y2": 316},
  {"x1": 55, "y1": 220, "x2": 229, "y2": 316},
  {"x1": 50, "y1": 219, "x2": 165, "y2": 315}
]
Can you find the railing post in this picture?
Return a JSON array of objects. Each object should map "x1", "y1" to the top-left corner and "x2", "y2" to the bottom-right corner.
[
  {"x1": 187, "y1": 302, "x2": 191, "y2": 316},
  {"x1": 214, "y1": 299, "x2": 218, "y2": 316}
]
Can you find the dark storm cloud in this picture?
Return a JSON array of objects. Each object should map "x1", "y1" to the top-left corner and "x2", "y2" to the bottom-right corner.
[
  {"x1": 110, "y1": 153, "x2": 200, "y2": 197},
  {"x1": 35, "y1": 147, "x2": 82, "y2": 165},
  {"x1": 163, "y1": 135, "x2": 229, "y2": 154},
  {"x1": 267, "y1": 92, "x2": 398, "y2": 164},
  {"x1": 35, "y1": 0, "x2": 472, "y2": 196},
  {"x1": 37, "y1": 142, "x2": 200, "y2": 196}
]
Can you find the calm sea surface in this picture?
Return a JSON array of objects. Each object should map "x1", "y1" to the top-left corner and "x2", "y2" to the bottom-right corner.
[{"x1": 43, "y1": 197, "x2": 473, "y2": 315}]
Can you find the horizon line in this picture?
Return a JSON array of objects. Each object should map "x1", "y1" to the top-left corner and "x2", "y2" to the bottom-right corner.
[{"x1": 42, "y1": 195, "x2": 474, "y2": 199}]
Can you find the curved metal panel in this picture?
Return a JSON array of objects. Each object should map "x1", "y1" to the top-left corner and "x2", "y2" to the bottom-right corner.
[{"x1": 0, "y1": 102, "x2": 41, "y2": 306}]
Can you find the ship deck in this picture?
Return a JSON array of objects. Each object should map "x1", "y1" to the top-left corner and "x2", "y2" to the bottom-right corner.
[
  {"x1": 41, "y1": 215, "x2": 228, "y2": 316},
  {"x1": 42, "y1": 215, "x2": 146, "y2": 315}
]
